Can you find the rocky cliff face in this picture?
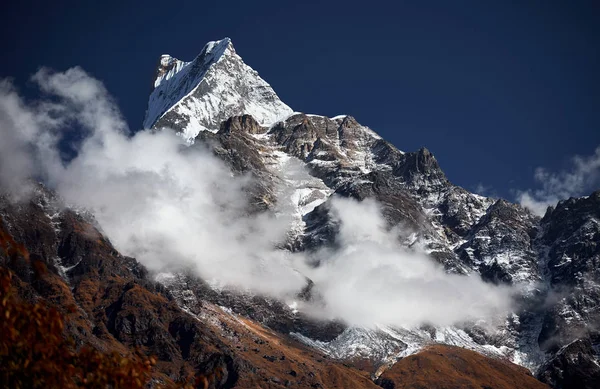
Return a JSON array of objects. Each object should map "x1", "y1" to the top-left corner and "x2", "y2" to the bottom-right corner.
[{"x1": 139, "y1": 38, "x2": 600, "y2": 388}]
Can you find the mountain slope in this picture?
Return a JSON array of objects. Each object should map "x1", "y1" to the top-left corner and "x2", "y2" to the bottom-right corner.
[
  {"x1": 142, "y1": 38, "x2": 600, "y2": 388},
  {"x1": 0, "y1": 186, "x2": 382, "y2": 388},
  {"x1": 376, "y1": 345, "x2": 549, "y2": 389},
  {"x1": 1, "y1": 185, "x2": 552, "y2": 389}
]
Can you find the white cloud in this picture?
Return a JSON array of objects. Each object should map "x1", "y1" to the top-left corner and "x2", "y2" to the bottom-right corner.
[
  {"x1": 0, "y1": 68, "x2": 515, "y2": 328},
  {"x1": 473, "y1": 182, "x2": 498, "y2": 198},
  {"x1": 516, "y1": 147, "x2": 600, "y2": 216},
  {"x1": 0, "y1": 78, "x2": 64, "y2": 198},
  {"x1": 298, "y1": 198, "x2": 514, "y2": 327},
  {"x1": 474, "y1": 182, "x2": 488, "y2": 195}
]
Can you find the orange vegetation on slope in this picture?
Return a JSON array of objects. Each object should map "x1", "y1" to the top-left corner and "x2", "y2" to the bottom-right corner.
[
  {"x1": 0, "y1": 202, "x2": 552, "y2": 389},
  {"x1": 192, "y1": 302, "x2": 381, "y2": 388},
  {"x1": 0, "y1": 267, "x2": 156, "y2": 389},
  {"x1": 376, "y1": 344, "x2": 550, "y2": 389},
  {"x1": 0, "y1": 216, "x2": 29, "y2": 262}
]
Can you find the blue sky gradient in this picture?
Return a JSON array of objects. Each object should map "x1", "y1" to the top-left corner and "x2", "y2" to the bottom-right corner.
[{"x1": 2, "y1": 0, "x2": 598, "y2": 201}]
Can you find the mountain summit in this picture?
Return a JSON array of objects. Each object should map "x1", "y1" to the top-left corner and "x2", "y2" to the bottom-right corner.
[
  {"x1": 143, "y1": 37, "x2": 292, "y2": 139},
  {"x1": 141, "y1": 38, "x2": 600, "y2": 388}
]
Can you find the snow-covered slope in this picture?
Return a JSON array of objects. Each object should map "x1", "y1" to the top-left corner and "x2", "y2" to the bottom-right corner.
[{"x1": 143, "y1": 38, "x2": 292, "y2": 140}]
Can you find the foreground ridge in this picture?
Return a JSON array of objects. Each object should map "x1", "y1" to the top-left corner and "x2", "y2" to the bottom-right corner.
[{"x1": 0, "y1": 186, "x2": 551, "y2": 388}]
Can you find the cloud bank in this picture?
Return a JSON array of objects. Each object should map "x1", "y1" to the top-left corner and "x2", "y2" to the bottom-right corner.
[
  {"x1": 516, "y1": 147, "x2": 600, "y2": 216},
  {"x1": 298, "y1": 198, "x2": 513, "y2": 327},
  {"x1": 0, "y1": 67, "x2": 514, "y2": 328}
]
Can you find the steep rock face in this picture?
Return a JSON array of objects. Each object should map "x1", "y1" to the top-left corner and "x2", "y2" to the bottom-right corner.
[
  {"x1": 537, "y1": 339, "x2": 600, "y2": 389},
  {"x1": 542, "y1": 191, "x2": 600, "y2": 289},
  {"x1": 269, "y1": 113, "x2": 385, "y2": 187},
  {"x1": 456, "y1": 199, "x2": 540, "y2": 285},
  {"x1": 335, "y1": 171, "x2": 428, "y2": 231},
  {"x1": 392, "y1": 147, "x2": 449, "y2": 191},
  {"x1": 534, "y1": 192, "x2": 600, "y2": 387}
]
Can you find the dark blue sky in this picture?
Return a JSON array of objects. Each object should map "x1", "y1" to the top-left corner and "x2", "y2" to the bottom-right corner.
[{"x1": 2, "y1": 0, "x2": 599, "y2": 199}]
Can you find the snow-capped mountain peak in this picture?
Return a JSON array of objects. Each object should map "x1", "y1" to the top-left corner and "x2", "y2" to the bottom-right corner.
[
  {"x1": 143, "y1": 37, "x2": 292, "y2": 140},
  {"x1": 137, "y1": 38, "x2": 600, "y2": 388},
  {"x1": 152, "y1": 38, "x2": 232, "y2": 91}
]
